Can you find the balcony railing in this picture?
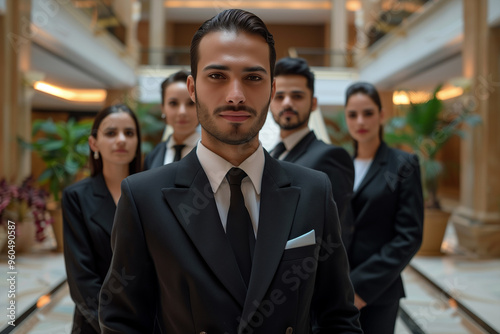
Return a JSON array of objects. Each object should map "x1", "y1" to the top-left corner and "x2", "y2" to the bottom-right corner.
[
  {"x1": 72, "y1": 0, "x2": 127, "y2": 46},
  {"x1": 288, "y1": 47, "x2": 355, "y2": 68},
  {"x1": 139, "y1": 47, "x2": 191, "y2": 66},
  {"x1": 366, "y1": 0, "x2": 433, "y2": 48}
]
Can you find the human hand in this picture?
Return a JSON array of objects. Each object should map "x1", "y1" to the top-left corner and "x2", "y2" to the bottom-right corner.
[{"x1": 354, "y1": 293, "x2": 367, "y2": 310}]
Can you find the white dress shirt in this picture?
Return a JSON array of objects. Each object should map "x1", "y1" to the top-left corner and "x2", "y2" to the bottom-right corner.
[
  {"x1": 275, "y1": 127, "x2": 310, "y2": 160},
  {"x1": 353, "y1": 158, "x2": 373, "y2": 192},
  {"x1": 163, "y1": 132, "x2": 200, "y2": 165},
  {"x1": 196, "y1": 141, "x2": 264, "y2": 237}
]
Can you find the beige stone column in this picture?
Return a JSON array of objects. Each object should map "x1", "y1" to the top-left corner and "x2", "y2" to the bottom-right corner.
[
  {"x1": 331, "y1": 0, "x2": 347, "y2": 67},
  {"x1": 148, "y1": 0, "x2": 165, "y2": 65},
  {"x1": 450, "y1": 0, "x2": 500, "y2": 257},
  {"x1": 112, "y1": 0, "x2": 141, "y2": 62},
  {"x1": 0, "y1": 0, "x2": 32, "y2": 182}
]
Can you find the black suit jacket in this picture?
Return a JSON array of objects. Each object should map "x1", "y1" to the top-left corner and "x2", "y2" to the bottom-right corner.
[
  {"x1": 143, "y1": 136, "x2": 170, "y2": 170},
  {"x1": 348, "y1": 142, "x2": 423, "y2": 305},
  {"x1": 282, "y1": 131, "x2": 355, "y2": 245},
  {"x1": 99, "y1": 149, "x2": 362, "y2": 334},
  {"x1": 62, "y1": 174, "x2": 116, "y2": 333}
]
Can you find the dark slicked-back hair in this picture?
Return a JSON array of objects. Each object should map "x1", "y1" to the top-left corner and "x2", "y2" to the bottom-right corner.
[
  {"x1": 190, "y1": 9, "x2": 276, "y2": 81},
  {"x1": 345, "y1": 81, "x2": 382, "y2": 111},
  {"x1": 90, "y1": 104, "x2": 142, "y2": 177},
  {"x1": 344, "y1": 81, "x2": 384, "y2": 156},
  {"x1": 160, "y1": 70, "x2": 190, "y2": 106},
  {"x1": 275, "y1": 57, "x2": 315, "y2": 95}
]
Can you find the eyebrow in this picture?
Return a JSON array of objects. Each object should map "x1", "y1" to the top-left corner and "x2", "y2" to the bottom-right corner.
[
  {"x1": 202, "y1": 64, "x2": 268, "y2": 74},
  {"x1": 102, "y1": 126, "x2": 136, "y2": 131},
  {"x1": 276, "y1": 90, "x2": 306, "y2": 95}
]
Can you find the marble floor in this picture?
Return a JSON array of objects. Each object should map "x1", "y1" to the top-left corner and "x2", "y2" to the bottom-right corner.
[{"x1": 1, "y1": 224, "x2": 499, "y2": 334}]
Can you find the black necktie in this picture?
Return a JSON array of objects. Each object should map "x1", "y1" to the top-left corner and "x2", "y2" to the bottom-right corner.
[
  {"x1": 226, "y1": 167, "x2": 255, "y2": 286},
  {"x1": 271, "y1": 142, "x2": 286, "y2": 159},
  {"x1": 173, "y1": 144, "x2": 186, "y2": 162}
]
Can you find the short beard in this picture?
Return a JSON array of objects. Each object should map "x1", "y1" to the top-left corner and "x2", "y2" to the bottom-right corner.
[
  {"x1": 195, "y1": 90, "x2": 270, "y2": 145},
  {"x1": 276, "y1": 109, "x2": 309, "y2": 131}
]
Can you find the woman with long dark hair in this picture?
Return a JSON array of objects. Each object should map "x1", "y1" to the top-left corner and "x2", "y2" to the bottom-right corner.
[
  {"x1": 62, "y1": 104, "x2": 141, "y2": 333},
  {"x1": 344, "y1": 82, "x2": 423, "y2": 333},
  {"x1": 143, "y1": 70, "x2": 199, "y2": 169}
]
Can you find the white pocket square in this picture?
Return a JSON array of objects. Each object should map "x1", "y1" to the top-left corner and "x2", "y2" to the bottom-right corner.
[{"x1": 285, "y1": 229, "x2": 316, "y2": 250}]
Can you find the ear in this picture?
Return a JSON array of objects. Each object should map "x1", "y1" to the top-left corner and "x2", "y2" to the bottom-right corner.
[
  {"x1": 88, "y1": 135, "x2": 98, "y2": 153},
  {"x1": 271, "y1": 78, "x2": 276, "y2": 101},
  {"x1": 312, "y1": 96, "x2": 318, "y2": 111},
  {"x1": 379, "y1": 108, "x2": 385, "y2": 124},
  {"x1": 187, "y1": 75, "x2": 196, "y2": 102}
]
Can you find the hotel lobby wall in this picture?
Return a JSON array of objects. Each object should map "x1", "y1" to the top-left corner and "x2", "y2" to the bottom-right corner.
[{"x1": 137, "y1": 20, "x2": 326, "y2": 65}]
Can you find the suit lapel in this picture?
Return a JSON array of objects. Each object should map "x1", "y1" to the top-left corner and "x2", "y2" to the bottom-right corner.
[
  {"x1": 352, "y1": 142, "x2": 389, "y2": 199},
  {"x1": 89, "y1": 174, "x2": 116, "y2": 237},
  {"x1": 242, "y1": 153, "x2": 300, "y2": 321},
  {"x1": 283, "y1": 131, "x2": 316, "y2": 162},
  {"x1": 152, "y1": 136, "x2": 169, "y2": 168},
  {"x1": 161, "y1": 151, "x2": 248, "y2": 307}
]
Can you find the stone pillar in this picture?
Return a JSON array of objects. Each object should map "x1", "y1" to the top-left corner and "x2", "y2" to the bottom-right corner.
[
  {"x1": 0, "y1": 0, "x2": 32, "y2": 182},
  {"x1": 331, "y1": 0, "x2": 347, "y2": 67},
  {"x1": 450, "y1": 0, "x2": 500, "y2": 257},
  {"x1": 148, "y1": 0, "x2": 165, "y2": 65},
  {"x1": 112, "y1": 0, "x2": 141, "y2": 62}
]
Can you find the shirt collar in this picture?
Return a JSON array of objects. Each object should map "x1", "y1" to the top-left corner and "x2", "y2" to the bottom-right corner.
[
  {"x1": 282, "y1": 127, "x2": 310, "y2": 151},
  {"x1": 196, "y1": 141, "x2": 265, "y2": 195},
  {"x1": 167, "y1": 131, "x2": 200, "y2": 149}
]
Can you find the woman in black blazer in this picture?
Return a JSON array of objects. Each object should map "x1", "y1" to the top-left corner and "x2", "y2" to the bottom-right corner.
[
  {"x1": 62, "y1": 104, "x2": 141, "y2": 333},
  {"x1": 143, "y1": 70, "x2": 200, "y2": 170},
  {"x1": 344, "y1": 82, "x2": 423, "y2": 334}
]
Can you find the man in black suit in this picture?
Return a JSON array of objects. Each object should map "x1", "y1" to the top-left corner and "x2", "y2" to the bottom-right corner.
[
  {"x1": 269, "y1": 57, "x2": 355, "y2": 246},
  {"x1": 99, "y1": 9, "x2": 361, "y2": 334}
]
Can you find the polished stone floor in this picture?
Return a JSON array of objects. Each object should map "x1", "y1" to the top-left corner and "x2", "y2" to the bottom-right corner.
[{"x1": 1, "y1": 224, "x2": 499, "y2": 334}]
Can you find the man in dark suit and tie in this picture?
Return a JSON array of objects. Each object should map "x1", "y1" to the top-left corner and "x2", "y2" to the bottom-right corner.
[
  {"x1": 269, "y1": 57, "x2": 355, "y2": 247},
  {"x1": 99, "y1": 9, "x2": 361, "y2": 334}
]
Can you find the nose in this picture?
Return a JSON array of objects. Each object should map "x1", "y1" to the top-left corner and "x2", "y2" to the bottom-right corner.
[
  {"x1": 282, "y1": 95, "x2": 293, "y2": 109},
  {"x1": 178, "y1": 103, "x2": 187, "y2": 115},
  {"x1": 356, "y1": 114, "x2": 364, "y2": 124},
  {"x1": 226, "y1": 79, "x2": 245, "y2": 105},
  {"x1": 117, "y1": 131, "x2": 126, "y2": 144}
]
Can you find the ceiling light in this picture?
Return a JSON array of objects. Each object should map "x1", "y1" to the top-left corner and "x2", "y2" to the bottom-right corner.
[
  {"x1": 34, "y1": 81, "x2": 107, "y2": 103},
  {"x1": 164, "y1": 1, "x2": 331, "y2": 10},
  {"x1": 393, "y1": 86, "x2": 464, "y2": 105},
  {"x1": 346, "y1": 0, "x2": 361, "y2": 12}
]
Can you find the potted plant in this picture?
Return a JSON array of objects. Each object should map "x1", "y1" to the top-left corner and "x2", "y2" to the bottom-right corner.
[
  {"x1": 0, "y1": 177, "x2": 53, "y2": 253},
  {"x1": 384, "y1": 85, "x2": 481, "y2": 255},
  {"x1": 20, "y1": 117, "x2": 93, "y2": 251}
]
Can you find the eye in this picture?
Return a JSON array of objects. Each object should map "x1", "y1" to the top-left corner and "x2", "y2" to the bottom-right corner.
[
  {"x1": 347, "y1": 112, "x2": 357, "y2": 119},
  {"x1": 274, "y1": 95, "x2": 284, "y2": 101},
  {"x1": 187, "y1": 100, "x2": 195, "y2": 106},
  {"x1": 168, "y1": 101, "x2": 178, "y2": 107},
  {"x1": 292, "y1": 94, "x2": 304, "y2": 100},
  {"x1": 104, "y1": 130, "x2": 116, "y2": 137},
  {"x1": 208, "y1": 73, "x2": 225, "y2": 80},
  {"x1": 363, "y1": 110, "x2": 374, "y2": 117},
  {"x1": 246, "y1": 75, "x2": 262, "y2": 81},
  {"x1": 125, "y1": 130, "x2": 136, "y2": 137}
]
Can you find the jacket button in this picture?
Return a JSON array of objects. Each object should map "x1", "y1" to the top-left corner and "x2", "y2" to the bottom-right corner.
[{"x1": 286, "y1": 327, "x2": 293, "y2": 334}]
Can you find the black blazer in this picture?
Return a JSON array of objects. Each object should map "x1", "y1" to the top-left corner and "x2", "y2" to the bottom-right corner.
[
  {"x1": 143, "y1": 136, "x2": 170, "y2": 170},
  {"x1": 348, "y1": 142, "x2": 423, "y2": 305},
  {"x1": 99, "y1": 149, "x2": 362, "y2": 334},
  {"x1": 62, "y1": 174, "x2": 116, "y2": 333},
  {"x1": 282, "y1": 131, "x2": 354, "y2": 242}
]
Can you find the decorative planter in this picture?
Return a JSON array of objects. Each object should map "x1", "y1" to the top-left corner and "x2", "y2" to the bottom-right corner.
[
  {"x1": 417, "y1": 208, "x2": 451, "y2": 256},
  {"x1": 0, "y1": 220, "x2": 36, "y2": 254},
  {"x1": 47, "y1": 201, "x2": 64, "y2": 252},
  {"x1": 452, "y1": 214, "x2": 500, "y2": 257}
]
